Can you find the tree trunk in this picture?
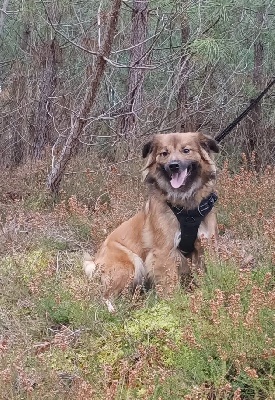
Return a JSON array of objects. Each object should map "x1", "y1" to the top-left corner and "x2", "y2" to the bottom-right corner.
[
  {"x1": 245, "y1": 6, "x2": 264, "y2": 169},
  {"x1": 29, "y1": 38, "x2": 60, "y2": 160},
  {"x1": 47, "y1": 0, "x2": 122, "y2": 195},
  {"x1": 176, "y1": 4, "x2": 194, "y2": 132},
  {"x1": 10, "y1": 24, "x2": 31, "y2": 166},
  {"x1": 120, "y1": 0, "x2": 149, "y2": 145}
]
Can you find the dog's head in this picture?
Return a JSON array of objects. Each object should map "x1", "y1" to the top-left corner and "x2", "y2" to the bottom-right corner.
[{"x1": 142, "y1": 132, "x2": 219, "y2": 202}]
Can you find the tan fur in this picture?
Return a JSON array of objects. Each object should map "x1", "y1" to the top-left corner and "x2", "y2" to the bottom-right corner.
[{"x1": 84, "y1": 132, "x2": 219, "y2": 310}]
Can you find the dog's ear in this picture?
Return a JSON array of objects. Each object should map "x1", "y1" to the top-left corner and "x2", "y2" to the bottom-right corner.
[
  {"x1": 141, "y1": 139, "x2": 156, "y2": 181},
  {"x1": 199, "y1": 134, "x2": 219, "y2": 154},
  {"x1": 142, "y1": 141, "x2": 153, "y2": 158}
]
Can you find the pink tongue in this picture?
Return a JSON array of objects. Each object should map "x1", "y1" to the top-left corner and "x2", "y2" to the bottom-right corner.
[{"x1": 170, "y1": 169, "x2": 188, "y2": 188}]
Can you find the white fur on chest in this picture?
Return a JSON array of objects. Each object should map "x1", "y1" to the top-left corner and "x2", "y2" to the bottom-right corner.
[
  {"x1": 174, "y1": 230, "x2": 181, "y2": 248},
  {"x1": 198, "y1": 221, "x2": 210, "y2": 239}
]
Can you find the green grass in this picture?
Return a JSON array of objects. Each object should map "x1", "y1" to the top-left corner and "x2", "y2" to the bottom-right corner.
[{"x1": 0, "y1": 248, "x2": 274, "y2": 399}]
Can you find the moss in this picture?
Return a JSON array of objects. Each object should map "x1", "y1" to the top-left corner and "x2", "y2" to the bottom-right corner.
[{"x1": 126, "y1": 302, "x2": 181, "y2": 343}]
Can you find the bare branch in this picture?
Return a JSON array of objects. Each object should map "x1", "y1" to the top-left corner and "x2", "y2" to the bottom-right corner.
[
  {"x1": 0, "y1": 0, "x2": 10, "y2": 35},
  {"x1": 41, "y1": 0, "x2": 156, "y2": 70}
]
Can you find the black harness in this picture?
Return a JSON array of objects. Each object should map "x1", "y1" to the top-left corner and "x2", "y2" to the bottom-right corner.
[{"x1": 167, "y1": 193, "x2": 218, "y2": 256}]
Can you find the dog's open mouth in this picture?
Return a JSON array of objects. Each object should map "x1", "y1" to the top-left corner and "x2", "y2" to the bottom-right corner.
[
  {"x1": 170, "y1": 168, "x2": 189, "y2": 189},
  {"x1": 163, "y1": 161, "x2": 196, "y2": 189}
]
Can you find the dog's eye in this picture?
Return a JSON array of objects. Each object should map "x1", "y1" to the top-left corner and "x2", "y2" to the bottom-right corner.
[
  {"x1": 182, "y1": 148, "x2": 190, "y2": 154},
  {"x1": 160, "y1": 151, "x2": 168, "y2": 157}
]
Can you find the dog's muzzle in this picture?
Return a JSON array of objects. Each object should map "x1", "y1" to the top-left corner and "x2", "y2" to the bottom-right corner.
[
  {"x1": 164, "y1": 160, "x2": 198, "y2": 189},
  {"x1": 165, "y1": 160, "x2": 195, "y2": 175}
]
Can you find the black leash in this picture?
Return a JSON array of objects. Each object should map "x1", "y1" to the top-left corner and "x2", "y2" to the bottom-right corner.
[{"x1": 215, "y1": 77, "x2": 275, "y2": 143}]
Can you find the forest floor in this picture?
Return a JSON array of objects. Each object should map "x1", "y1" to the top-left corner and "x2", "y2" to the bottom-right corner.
[{"x1": 0, "y1": 154, "x2": 274, "y2": 400}]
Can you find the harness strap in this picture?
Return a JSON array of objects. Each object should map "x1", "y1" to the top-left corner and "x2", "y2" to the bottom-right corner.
[{"x1": 167, "y1": 193, "x2": 218, "y2": 255}]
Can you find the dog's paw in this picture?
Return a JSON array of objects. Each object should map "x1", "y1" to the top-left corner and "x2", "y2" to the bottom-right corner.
[
  {"x1": 83, "y1": 252, "x2": 96, "y2": 278},
  {"x1": 105, "y1": 299, "x2": 116, "y2": 313}
]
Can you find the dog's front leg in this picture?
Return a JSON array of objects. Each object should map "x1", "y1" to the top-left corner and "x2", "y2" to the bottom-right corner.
[
  {"x1": 197, "y1": 210, "x2": 219, "y2": 258},
  {"x1": 144, "y1": 249, "x2": 179, "y2": 295}
]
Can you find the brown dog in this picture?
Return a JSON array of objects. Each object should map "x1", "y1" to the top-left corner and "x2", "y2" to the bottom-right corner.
[{"x1": 84, "y1": 132, "x2": 219, "y2": 311}]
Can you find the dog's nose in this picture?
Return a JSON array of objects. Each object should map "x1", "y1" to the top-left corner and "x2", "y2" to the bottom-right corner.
[{"x1": 168, "y1": 161, "x2": 180, "y2": 172}]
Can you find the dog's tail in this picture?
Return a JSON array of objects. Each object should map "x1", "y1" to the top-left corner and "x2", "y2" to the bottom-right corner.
[
  {"x1": 133, "y1": 256, "x2": 146, "y2": 286},
  {"x1": 83, "y1": 252, "x2": 96, "y2": 278},
  {"x1": 130, "y1": 254, "x2": 146, "y2": 292}
]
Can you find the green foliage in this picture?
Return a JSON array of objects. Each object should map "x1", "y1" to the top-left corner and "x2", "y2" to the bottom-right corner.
[
  {"x1": 6, "y1": 249, "x2": 53, "y2": 284},
  {"x1": 36, "y1": 281, "x2": 87, "y2": 326},
  {"x1": 190, "y1": 37, "x2": 226, "y2": 63},
  {"x1": 122, "y1": 263, "x2": 274, "y2": 398},
  {"x1": 0, "y1": 228, "x2": 274, "y2": 398}
]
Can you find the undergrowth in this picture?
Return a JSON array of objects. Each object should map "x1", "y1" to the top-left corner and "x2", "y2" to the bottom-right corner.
[{"x1": 0, "y1": 154, "x2": 274, "y2": 399}]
